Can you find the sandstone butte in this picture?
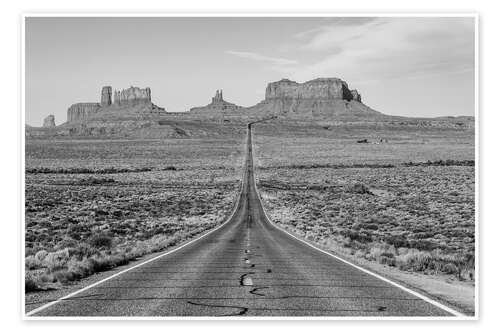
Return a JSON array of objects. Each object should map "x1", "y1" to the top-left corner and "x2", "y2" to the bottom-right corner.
[
  {"x1": 241, "y1": 78, "x2": 377, "y2": 119},
  {"x1": 189, "y1": 89, "x2": 243, "y2": 114},
  {"x1": 42, "y1": 115, "x2": 56, "y2": 128},
  {"x1": 66, "y1": 86, "x2": 165, "y2": 124}
]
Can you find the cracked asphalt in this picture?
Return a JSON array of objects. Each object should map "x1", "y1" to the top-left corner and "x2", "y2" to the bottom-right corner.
[{"x1": 30, "y1": 124, "x2": 453, "y2": 317}]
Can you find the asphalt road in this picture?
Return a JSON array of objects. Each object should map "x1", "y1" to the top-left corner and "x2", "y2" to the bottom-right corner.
[{"x1": 29, "y1": 124, "x2": 457, "y2": 317}]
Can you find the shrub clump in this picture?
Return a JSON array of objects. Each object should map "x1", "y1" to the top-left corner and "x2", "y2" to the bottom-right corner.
[
  {"x1": 24, "y1": 227, "x2": 215, "y2": 292},
  {"x1": 88, "y1": 234, "x2": 113, "y2": 249},
  {"x1": 349, "y1": 183, "x2": 373, "y2": 195},
  {"x1": 25, "y1": 272, "x2": 41, "y2": 292}
]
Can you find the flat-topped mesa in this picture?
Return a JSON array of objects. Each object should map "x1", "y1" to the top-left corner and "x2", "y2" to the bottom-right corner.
[
  {"x1": 265, "y1": 78, "x2": 355, "y2": 101},
  {"x1": 113, "y1": 86, "x2": 151, "y2": 105},
  {"x1": 66, "y1": 85, "x2": 166, "y2": 124},
  {"x1": 67, "y1": 103, "x2": 101, "y2": 123},
  {"x1": 190, "y1": 89, "x2": 242, "y2": 113},
  {"x1": 244, "y1": 77, "x2": 378, "y2": 118},
  {"x1": 42, "y1": 115, "x2": 56, "y2": 127}
]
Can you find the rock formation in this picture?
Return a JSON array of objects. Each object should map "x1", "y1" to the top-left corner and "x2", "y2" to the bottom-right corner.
[
  {"x1": 190, "y1": 89, "x2": 243, "y2": 113},
  {"x1": 67, "y1": 103, "x2": 101, "y2": 123},
  {"x1": 65, "y1": 86, "x2": 165, "y2": 124},
  {"x1": 350, "y1": 89, "x2": 362, "y2": 103},
  {"x1": 42, "y1": 115, "x2": 56, "y2": 127},
  {"x1": 212, "y1": 90, "x2": 223, "y2": 103},
  {"x1": 265, "y1": 78, "x2": 354, "y2": 100},
  {"x1": 101, "y1": 86, "x2": 112, "y2": 107},
  {"x1": 113, "y1": 86, "x2": 151, "y2": 105},
  {"x1": 244, "y1": 78, "x2": 378, "y2": 119},
  {"x1": 113, "y1": 90, "x2": 120, "y2": 105}
]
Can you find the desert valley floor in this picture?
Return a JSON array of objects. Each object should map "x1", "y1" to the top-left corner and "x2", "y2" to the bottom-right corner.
[{"x1": 24, "y1": 121, "x2": 475, "y2": 315}]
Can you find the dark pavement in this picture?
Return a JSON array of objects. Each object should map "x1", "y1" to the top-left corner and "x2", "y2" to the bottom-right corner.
[{"x1": 29, "y1": 124, "x2": 455, "y2": 317}]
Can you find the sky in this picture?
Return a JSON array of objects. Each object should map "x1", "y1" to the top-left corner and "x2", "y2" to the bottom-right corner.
[{"x1": 25, "y1": 17, "x2": 475, "y2": 126}]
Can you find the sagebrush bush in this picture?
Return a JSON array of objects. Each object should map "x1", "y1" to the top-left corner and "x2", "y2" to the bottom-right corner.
[
  {"x1": 25, "y1": 255, "x2": 41, "y2": 270},
  {"x1": 25, "y1": 272, "x2": 40, "y2": 292},
  {"x1": 89, "y1": 234, "x2": 113, "y2": 249},
  {"x1": 379, "y1": 255, "x2": 396, "y2": 266},
  {"x1": 443, "y1": 263, "x2": 459, "y2": 274},
  {"x1": 52, "y1": 269, "x2": 76, "y2": 283},
  {"x1": 396, "y1": 250, "x2": 433, "y2": 271},
  {"x1": 349, "y1": 183, "x2": 372, "y2": 194},
  {"x1": 69, "y1": 243, "x2": 99, "y2": 259},
  {"x1": 34, "y1": 250, "x2": 48, "y2": 262},
  {"x1": 67, "y1": 257, "x2": 93, "y2": 279},
  {"x1": 45, "y1": 248, "x2": 70, "y2": 272},
  {"x1": 54, "y1": 238, "x2": 78, "y2": 250}
]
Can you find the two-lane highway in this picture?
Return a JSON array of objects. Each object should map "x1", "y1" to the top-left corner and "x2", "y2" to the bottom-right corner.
[{"x1": 27, "y1": 124, "x2": 459, "y2": 317}]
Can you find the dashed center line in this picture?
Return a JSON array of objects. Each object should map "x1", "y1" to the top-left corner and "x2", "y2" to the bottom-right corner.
[
  {"x1": 239, "y1": 273, "x2": 255, "y2": 286},
  {"x1": 242, "y1": 277, "x2": 253, "y2": 286}
]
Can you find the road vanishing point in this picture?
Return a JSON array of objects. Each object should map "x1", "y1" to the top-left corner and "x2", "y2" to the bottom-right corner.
[{"x1": 28, "y1": 123, "x2": 462, "y2": 317}]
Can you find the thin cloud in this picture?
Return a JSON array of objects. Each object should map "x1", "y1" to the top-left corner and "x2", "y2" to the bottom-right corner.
[
  {"x1": 225, "y1": 50, "x2": 298, "y2": 66},
  {"x1": 294, "y1": 17, "x2": 380, "y2": 42},
  {"x1": 287, "y1": 18, "x2": 475, "y2": 83}
]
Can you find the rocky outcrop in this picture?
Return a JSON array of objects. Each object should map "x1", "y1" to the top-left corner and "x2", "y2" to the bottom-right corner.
[
  {"x1": 212, "y1": 90, "x2": 224, "y2": 103},
  {"x1": 67, "y1": 103, "x2": 101, "y2": 123},
  {"x1": 42, "y1": 115, "x2": 55, "y2": 127},
  {"x1": 265, "y1": 78, "x2": 354, "y2": 100},
  {"x1": 244, "y1": 78, "x2": 378, "y2": 119},
  {"x1": 190, "y1": 89, "x2": 243, "y2": 113},
  {"x1": 113, "y1": 86, "x2": 151, "y2": 105},
  {"x1": 66, "y1": 86, "x2": 165, "y2": 124},
  {"x1": 101, "y1": 86, "x2": 112, "y2": 107},
  {"x1": 350, "y1": 89, "x2": 362, "y2": 103}
]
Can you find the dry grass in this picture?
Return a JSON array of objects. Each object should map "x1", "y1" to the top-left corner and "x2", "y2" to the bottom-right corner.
[
  {"x1": 254, "y1": 125, "x2": 475, "y2": 281},
  {"x1": 25, "y1": 137, "x2": 244, "y2": 291}
]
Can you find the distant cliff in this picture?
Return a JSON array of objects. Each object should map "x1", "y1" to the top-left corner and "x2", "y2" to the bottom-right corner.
[
  {"x1": 244, "y1": 78, "x2": 376, "y2": 118},
  {"x1": 265, "y1": 78, "x2": 360, "y2": 101},
  {"x1": 67, "y1": 103, "x2": 101, "y2": 123},
  {"x1": 113, "y1": 86, "x2": 152, "y2": 105}
]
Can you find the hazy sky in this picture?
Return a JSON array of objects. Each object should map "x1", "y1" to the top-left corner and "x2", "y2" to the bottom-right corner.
[{"x1": 25, "y1": 17, "x2": 475, "y2": 126}]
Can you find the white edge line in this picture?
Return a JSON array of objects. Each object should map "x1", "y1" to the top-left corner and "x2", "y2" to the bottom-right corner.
[
  {"x1": 25, "y1": 129, "x2": 250, "y2": 317},
  {"x1": 249, "y1": 127, "x2": 468, "y2": 318}
]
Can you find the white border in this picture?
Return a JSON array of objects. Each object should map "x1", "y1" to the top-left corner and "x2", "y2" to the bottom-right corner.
[
  {"x1": 474, "y1": 13, "x2": 479, "y2": 320},
  {"x1": 21, "y1": 13, "x2": 478, "y2": 320},
  {"x1": 24, "y1": 13, "x2": 478, "y2": 17}
]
